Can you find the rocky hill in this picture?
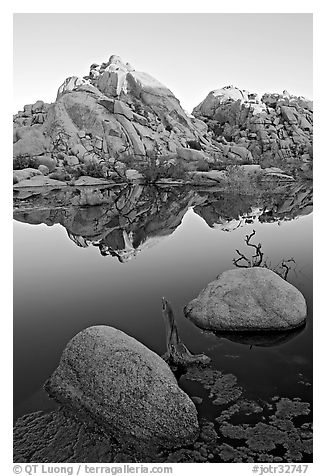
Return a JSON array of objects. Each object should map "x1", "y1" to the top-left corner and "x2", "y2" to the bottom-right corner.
[
  {"x1": 13, "y1": 56, "x2": 313, "y2": 185},
  {"x1": 192, "y1": 86, "x2": 313, "y2": 176}
]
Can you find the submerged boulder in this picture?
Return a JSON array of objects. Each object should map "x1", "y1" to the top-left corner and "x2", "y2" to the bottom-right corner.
[
  {"x1": 44, "y1": 325, "x2": 199, "y2": 452},
  {"x1": 14, "y1": 408, "x2": 119, "y2": 463},
  {"x1": 184, "y1": 267, "x2": 307, "y2": 332}
]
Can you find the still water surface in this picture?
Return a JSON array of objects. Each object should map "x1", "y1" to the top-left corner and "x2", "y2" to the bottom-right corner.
[{"x1": 13, "y1": 188, "x2": 313, "y2": 424}]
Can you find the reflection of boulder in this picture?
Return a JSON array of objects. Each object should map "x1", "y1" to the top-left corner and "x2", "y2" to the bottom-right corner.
[
  {"x1": 14, "y1": 185, "x2": 205, "y2": 263},
  {"x1": 213, "y1": 324, "x2": 306, "y2": 347},
  {"x1": 184, "y1": 268, "x2": 307, "y2": 332},
  {"x1": 44, "y1": 326, "x2": 199, "y2": 452}
]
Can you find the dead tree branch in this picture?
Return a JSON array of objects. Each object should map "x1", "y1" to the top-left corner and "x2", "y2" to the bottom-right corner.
[{"x1": 233, "y1": 230, "x2": 296, "y2": 281}]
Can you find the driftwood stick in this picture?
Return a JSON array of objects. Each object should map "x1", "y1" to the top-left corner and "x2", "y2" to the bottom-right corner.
[
  {"x1": 162, "y1": 297, "x2": 181, "y2": 354},
  {"x1": 161, "y1": 297, "x2": 210, "y2": 368}
]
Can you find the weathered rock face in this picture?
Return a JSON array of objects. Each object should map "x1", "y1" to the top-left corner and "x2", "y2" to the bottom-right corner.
[
  {"x1": 192, "y1": 86, "x2": 313, "y2": 176},
  {"x1": 184, "y1": 267, "x2": 307, "y2": 332},
  {"x1": 44, "y1": 325, "x2": 199, "y2": 451},
  {"x1": 13, "y1": 168, "x2": 42, "y2": 184},
  {"x1": 13, "y1": 55, "x2": 223, "y2": 168}
]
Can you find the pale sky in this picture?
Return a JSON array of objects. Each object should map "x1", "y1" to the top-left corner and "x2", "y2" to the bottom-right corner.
[{"x1": 13, "y1": 13, "x2": 312, "y2": 113}]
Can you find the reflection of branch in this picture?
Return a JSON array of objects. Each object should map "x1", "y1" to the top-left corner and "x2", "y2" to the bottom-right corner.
[{"x1": 280, "y1": 258, "x2": 296, "y2": 281}]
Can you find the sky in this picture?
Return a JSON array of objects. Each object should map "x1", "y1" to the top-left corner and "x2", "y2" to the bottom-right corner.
[{"x1": 13, "y1": 13, "x2": 312, "y2": 113}]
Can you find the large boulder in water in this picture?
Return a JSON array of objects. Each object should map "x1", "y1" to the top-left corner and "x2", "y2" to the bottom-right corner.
[
  {"x1": 44, "y1": 325, "x2": 199, "y2": 452},
  {"x1": 184, "y1": 267, "x2": 307, "y2": 332}
]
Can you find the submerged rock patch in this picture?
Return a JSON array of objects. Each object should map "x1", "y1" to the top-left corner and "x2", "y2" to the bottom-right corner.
[{"x1": 183, "y1": 367, "x2": 243, "y2": 406}]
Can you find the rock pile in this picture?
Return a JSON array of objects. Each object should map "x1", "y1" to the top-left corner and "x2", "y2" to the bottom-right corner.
[
  {"x1": 192, "y1": 86, "x2": 313, "y2": 176},
  {"x1": 13, "y1": 55, "x2": 221, "y2": 171},
  {"x1": 13, "y1": 57, "x2": 313, "y2": 183}
]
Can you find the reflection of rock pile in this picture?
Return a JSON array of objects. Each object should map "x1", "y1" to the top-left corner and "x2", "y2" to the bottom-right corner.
[
  {"x1": 193, "y1": 86, "x2": 313, "y2": 175},
  {"x1": 193, "y1": 193, "x2": 259, "y2": 229},
  {"x1": 193, "y1": 182, "x2": 313, "y2": 229},
  {"x1": 258, "y1": 182, "x2": 313, "y2": 222},
  {"x1": 14, "y1": 185, "x2": 205, "y2": 263},
  {"x1": 13, "y1": 183, "x2": 312, "y2": 262}
]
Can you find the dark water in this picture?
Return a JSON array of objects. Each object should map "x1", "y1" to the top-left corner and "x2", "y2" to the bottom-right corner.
[{"x1": 13, "y1": 183, "x2": 313, "y2": 437}]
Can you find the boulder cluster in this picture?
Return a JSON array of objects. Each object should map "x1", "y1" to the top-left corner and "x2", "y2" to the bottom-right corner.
[
  {"x1": 192, "y1": 86, "x2": 313, "y2": 175},
  {"x1": 13, "y1": 55, "x2": 218, "y2": 179},
  {"x1": 13, "y1": 55, "x2": 313, "y2": 185}
]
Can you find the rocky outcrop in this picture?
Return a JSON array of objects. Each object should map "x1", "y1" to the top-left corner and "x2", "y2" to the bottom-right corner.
[
  {"x1": 13, "y1": 55, "x2": 223, "y2": 172},
  {"x1": 184, "y1": 267, "x2": 307, "y2": 332},
  {"x1": 192, "y1": 86, "x2": 313, "y2": 176},
  {"x1": 44, "y1": 326, "x2": 199, "y2": 452},
  {"x1": 13, "y1": 58, "x2": 312, "y2": 183},
  {"x1": 13, "y1": 175, "x2": 67, "y2": 188},
  {"x1": 13, "y1": 168, "x2": 42, "y2": 184}
]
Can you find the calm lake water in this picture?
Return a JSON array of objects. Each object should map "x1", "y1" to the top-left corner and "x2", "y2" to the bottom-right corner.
[{"x1": 13, "y1": 184, "x2": 313, "y2": 434}]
